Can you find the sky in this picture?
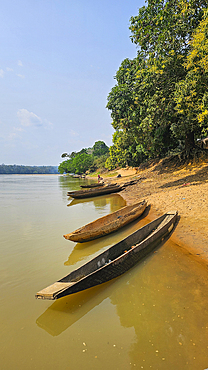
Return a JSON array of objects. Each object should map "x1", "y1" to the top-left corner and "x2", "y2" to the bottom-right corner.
[{"x1": 0, "y1": 0, "x2": 145, "y2": 166}]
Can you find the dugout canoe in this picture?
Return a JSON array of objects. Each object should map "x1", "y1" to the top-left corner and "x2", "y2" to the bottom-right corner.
[
  {"x1": 35, "y1": 211, "x2": 178, "y2": 300},
  {"x1": 80, "y1": 183, "x2": 105, "y2": 188},
  {"x1": 67, "y1": 184, "x2": 122, "y2": 199},
  {"x1": 63, "y1": 200, "x2": 147, "y2": 243},
  {"x1": 79, "y1": 180, "x2": 138, "y2": 189}
]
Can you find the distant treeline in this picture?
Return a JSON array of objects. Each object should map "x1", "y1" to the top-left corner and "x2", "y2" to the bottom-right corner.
[
  {"x1": 0, "y1": 164, "x2": 58, "y2": 174},
  {"x1": 58, "y1": 141, "x2": 109, "y2": 175}
]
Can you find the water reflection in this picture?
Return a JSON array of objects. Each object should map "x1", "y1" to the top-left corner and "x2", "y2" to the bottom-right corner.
[
  {"x1": 67, "y1": 193, "x2": 126, "y2": 211},
  {"x1": 64, "y1": 213, "x2": 149, "y2": 266},
  {"x1": 58, "y1": 175, "x2": 87, "y2": 189},
  {"x1": 36, "y1": 240, "x2": 208, "y2": 369},
  {"x1": 2, "y1": 175, "x2": 208, "y2": 369},
  {"x1": 36, "y1": 280, "x2": 115, "y2": 336},
  {"x1": 36, "y1": 236, "x2": 168, "y2": 337},
  {"x1": 58, "y1": 175, "x2": 126, "y2": 212},
  {"x1": 58, "y1": 175, "x2": 107, "y2": 194},
  {"x1": 58, "y1": 175, "x2": 88, "y2": 201},
  {"x1": 110, "y1": 241, "x2": 208, "y2": 368}
]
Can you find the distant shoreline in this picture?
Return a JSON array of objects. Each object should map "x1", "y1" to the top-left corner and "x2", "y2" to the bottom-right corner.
[
  {"x1": 0, "y1": 164, "x2": 58, "y2": 175},
  {"x1": 0, "y1": 173, "x2": 60, "y2": 175}
]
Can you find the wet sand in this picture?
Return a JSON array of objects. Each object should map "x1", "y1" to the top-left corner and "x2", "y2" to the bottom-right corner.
[{"x1": 88, "y1": 159, "x2": 208, "y2": 265}]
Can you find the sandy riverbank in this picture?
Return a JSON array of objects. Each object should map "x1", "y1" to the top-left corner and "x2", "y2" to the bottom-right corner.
[{"x1": 87, "y1": 159, "x2": 208, "y2": 266}]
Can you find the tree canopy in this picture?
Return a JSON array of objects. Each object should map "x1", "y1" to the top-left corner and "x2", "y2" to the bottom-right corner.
[
  {"x1": 92, "y1": 141, "x2": 109, "y2": 156},
  {"x1": 58, "y1": 141, "x2": 109, "y2": 174},
  {"x1": 106, "y1": 0, "x2": 208, "y2": 168},
  {"x1": 174, "y1": 9, "x2": 208, "y2": 138}
]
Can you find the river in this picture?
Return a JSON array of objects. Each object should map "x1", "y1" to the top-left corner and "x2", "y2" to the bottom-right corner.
[{"x1": 0, "y1": 174, "x2": 208, "y2": 369}]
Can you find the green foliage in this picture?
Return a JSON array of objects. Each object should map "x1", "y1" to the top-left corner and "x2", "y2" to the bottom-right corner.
[
  {"x1": 92, "y1": 141, "x2": 109, "y2": 156},
  {"x1": 106, "y1": 0, "x2": 208, "y2": 168},
  {"x1": 105, "y1": 132, "x2": 128, "y2": 169},
  {"x1": 0, "y1": 165, "x2": 58, "y2": 174},
  {"x1": 105, "y1": 130, "x2": 149, "y2": 169},
  {"x1": 58, "y1": 159, "x2": 75, "y2": 174},
  {"x1": 73, "y1": 153, "x2": 93, "y2": 174},
  {"x1": 174, "y1": 9, "x2": 208, "y2": 139},
  {"x1": 58, "y1": 152, "x2": 93, "y2": 175},
  {"x1": 90, "y1": 154, "x2": 109, "y2": 172},
  {"x1": 58, "y1": 142, "x2": 109, "y2": 174},
  {"x1": 61, "y1": 153, "x2": 69, "y2": 158}
]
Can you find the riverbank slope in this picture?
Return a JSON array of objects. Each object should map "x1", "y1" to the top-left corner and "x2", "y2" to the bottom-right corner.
[{"x1": 88, "y1": 158, "x2": 208, "y2": 266}]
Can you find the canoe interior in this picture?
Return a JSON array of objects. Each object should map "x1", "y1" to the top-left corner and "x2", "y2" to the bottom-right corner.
[
  {"x1": 63, "y1": 200, "x2": 147, "y2": 242},
  {"x1": 36, "y1": 212, "x2": 177, "y2": 300},
  {"x1": 67, "y1": 185, "x2": 122, "y2": 199},
  {"x1": 68, "y1": 183, "x2": 119, "y2": 193},
  {"x1": 73, "y1": 201, "x2": 147, "y2": 233},
  {"x1": 61, "y1": 212, "x2": 174, "y2": 283},
  {"x1": 80, "y1": 183, "x2": 105, "y2": 188}
]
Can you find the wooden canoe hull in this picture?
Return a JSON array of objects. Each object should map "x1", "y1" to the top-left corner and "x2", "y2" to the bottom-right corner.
[
  {"x1": 80, "y1": 183, "x2": 105, "y2": 188},
  {"x1": 67, "y1": 185, "x2": 122, "y2": 199},
  {"x1": 64, "y1": 200, "x2": 147, "y2": 242},
  {"x1": 36, "y1": 211, "x2": 178, "y2": 300}
]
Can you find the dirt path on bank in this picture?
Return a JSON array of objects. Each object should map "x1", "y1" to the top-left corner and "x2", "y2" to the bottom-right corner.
[{"x1": 90, "y1": 159, "x2": 208, "y2": 266}]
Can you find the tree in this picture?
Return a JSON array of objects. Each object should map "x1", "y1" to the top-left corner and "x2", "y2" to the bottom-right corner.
[
  {"x1": 106, "y1": 0, "x2": 208, "y2": 167},
  {"x1": 61, "y1": 153, "x2": 69, "y2": 158},
  {"x1": 73, "y1": 153, "x2": 93, "y2": 174},
  {"x1": 58, "y1": 142, "x2": 109, "y2": 174},
  {"x1": 129, "y1": 0, "x2": 207, "y2": 151},
  {"x1": 174, "y1": 9, "x2": 208, "y2": 144},
  {"x1": 58, "y1": 159, "x2": 75, "y2": 174},
  {"x1": 92, "y1": 141, "x2": 109, "y2": 156},
  {"x1": 105, "y1": 131, "x2": 129, "y2": 169},
  {"x1": 107, "y1": 52, "x2": 178, "y2": 163}
]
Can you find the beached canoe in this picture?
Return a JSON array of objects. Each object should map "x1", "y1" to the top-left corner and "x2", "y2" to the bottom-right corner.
[
  {"x1": 63, "y1": 200, "x2": 147, "y2": 243},
  {"x1": 35, "y1": 211, "x2": 178, "y2": 300},
  {"x1": 80, "y1": 183, "x2": 105, "y2": 188},
  {"x1": 67, "y1": 184, "x2": 122, "y2": 199}
]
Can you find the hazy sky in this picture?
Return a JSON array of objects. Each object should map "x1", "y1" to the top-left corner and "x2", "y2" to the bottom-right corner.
[{"x1": 0, "y1": 0, "x2": 144, "y2": 166}]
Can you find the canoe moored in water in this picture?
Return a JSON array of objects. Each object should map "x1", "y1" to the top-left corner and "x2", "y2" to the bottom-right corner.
[
  {"x1": 67, "y1": 180, "x2": 141, "y2": 199},
  {"x1": 35, "y1": 211, "x2": 178, "y2": 300},
  {"x1": 63, "y1": 200, "x2": 147, "y2": 243},
  {"x1": 67, "y1": 184, "x2": 122, "y2": 199},
  {"x1": 80, "y1": 183, "x2": 105, "y2": 188}
]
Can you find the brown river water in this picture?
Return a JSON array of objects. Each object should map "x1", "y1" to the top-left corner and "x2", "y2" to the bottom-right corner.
[{"x1": 0, "y1": 175, "x2": 208, "y2": 370}]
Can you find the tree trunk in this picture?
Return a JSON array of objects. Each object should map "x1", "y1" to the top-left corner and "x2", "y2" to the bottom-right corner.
[{"x1": 185, "y1": 131, "x2": 195, "y2": 151}]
